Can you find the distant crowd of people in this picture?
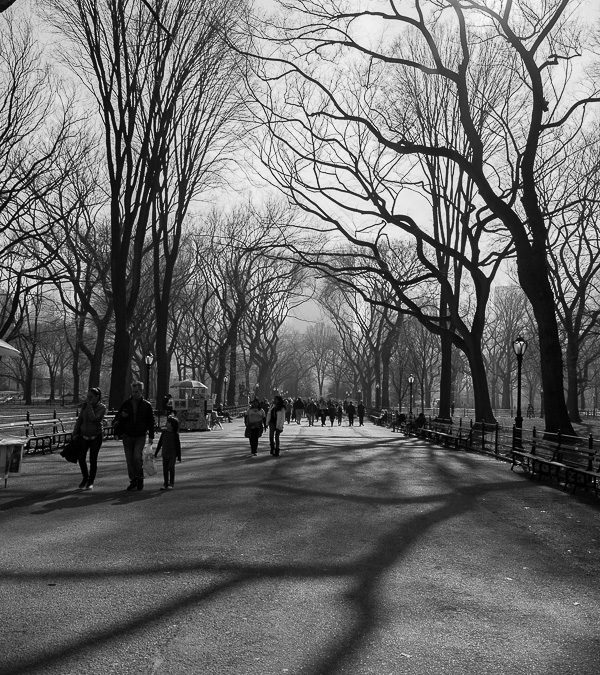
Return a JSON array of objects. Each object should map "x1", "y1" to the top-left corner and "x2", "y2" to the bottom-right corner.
[{"x1": 243, "y1": 395, "x2": 367, "y2": 457}]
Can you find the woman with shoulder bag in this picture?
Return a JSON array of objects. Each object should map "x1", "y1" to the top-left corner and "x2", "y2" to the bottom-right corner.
[{"x1": 73, "y1": 387, "x2": 106, "y2": 490}]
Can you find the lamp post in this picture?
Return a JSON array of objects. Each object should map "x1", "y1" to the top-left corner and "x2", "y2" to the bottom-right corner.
[
  {"x1": 375, "y1": 383, "x2": 380, "y2": 409},
  {"x1": 144, "y1": 353, "x2": 154, "y2": 401},
  {"x1": 408, "y1": 374, "x2": 414, "y2": 415},
  {"x1": 223, "y1": 375, "x2": 228, "y2": 406},
  {"x1": 513, "y1": 336, "x2": 528, "y2": 448}
]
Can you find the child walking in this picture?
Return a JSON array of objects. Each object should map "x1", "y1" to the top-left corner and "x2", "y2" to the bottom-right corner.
[{"x1": 154, "y1": 415, "x2": 181, "y2": 490}]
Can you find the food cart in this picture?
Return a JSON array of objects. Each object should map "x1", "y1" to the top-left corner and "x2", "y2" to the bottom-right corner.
[{"x1": 169, "y1": 380, "x2": 209, "y2": 431}]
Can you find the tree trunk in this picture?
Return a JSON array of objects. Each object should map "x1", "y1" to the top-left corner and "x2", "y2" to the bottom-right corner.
[
  {"x1": 155, "y1": 328, "x2": 169, "y2": 413},
  {"x1": 109, "y1": 323, "x2": 131, "y2": 409},
  {"x1": 465, "y1": 338, "x2": 495, "y2": 423},
  {"x1": 517, "y1": 253, "x2": 574, "y2": 434},
  {"x1": 438, "y1": 330, "x2": 452, "y2": 418},
  {"x1": 381, "y1": 361, "x2": 390, "y2": 408},
  {"x1": 579, "y1": 363, "x2": 587, "y2": 412},
  {"x1": 154, "y1": 282, "x2": 170, "y2": 414},
  {"x1": 501, "y1": 360, "x2": 512, "y2": 410},
  {"x1": 227, "y1": 344, "x2": 237, "y2": 407},
  {"x1": 565, "y1": 336, "x2": 581, "y2": 423},
  {"x1": 88, "y1": 324, "x2": 108, "y2": 390}
]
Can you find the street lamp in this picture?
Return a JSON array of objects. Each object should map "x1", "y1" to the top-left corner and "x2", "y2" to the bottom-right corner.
[
  {"x1": 408, "y1": 374, "x2": 414, "y2": 415},
  {"x1": 144, "y1": 353, "x2": 154, "y2": 400},
  {"x1": 512, "y1": 336, "x2": 528, "y2": 448},
  {"x1": 375, "y1": 383, "x2": 380, "y2": 409},
  {"x1": 223, "y1": 375, "x2": 228, "y2": 406}
]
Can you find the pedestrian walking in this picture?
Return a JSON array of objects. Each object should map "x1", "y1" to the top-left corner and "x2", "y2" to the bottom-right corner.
[
  {"x1": 346, "y1": 400, "x2": 356, "y2": 426},
  {"x1": 73, "y1": 387, "x2": 106, "y2": 490},
  {"x1": 115, "y1": 381, "x2": 155, "y2": 491},
  {"x1": 154, "y1": 415, "x2": 181, "y2": 490},
  {"x1": 305, "y1": 398, "x2": 317, "y2": 426},
  {"x1": 336, "y1": 403, "x2": 343, "y2": 426},
  {"x1": 285, "y1": 398, "x2": 292, "y2": 424},
  {"x1": 328, "y1": 400, "x2": 336, "y2": 427},
  {"x1": 267, "y1": 395, "x2": 286, "y2": 456},
  {"x1": 293, "y1": 397, "x2": 305, "y2": 424},
  {"x1": 244, "y1": 399, "x2": 266, "y2": 457},
  {"x1": 357, "y1": 401, "x2": 365, "y2": 426},
  {"x1": 318, "y1": 398, "x2": 327, "y2": 426}
]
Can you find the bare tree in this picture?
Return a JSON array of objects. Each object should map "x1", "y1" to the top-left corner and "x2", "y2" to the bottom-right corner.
[
  {"x1": 303, "y1": 322, "x2": 337, "y2": 398},
  {"x1": 543, "y1": 135, "x2": 600, "y2": 422},
  {"x1": 45, "y1": 0, "x2": 248, "y2": 407},
  {"x1": 0, "y1": 11, "x2": 76, "y2": 340},
  {"x1": 483, "y1": 286, "x2": 530, "y2": 411},
  {"x1": 242, "y1": 0, "x2": 600, "y2": 433},
  {"x1": 321, "y1": 281, "x2": 401, "y2": 408},
  {"x1": 148, "y1": 0, "x2": 246, "y2": 408},
  {"x1": 193, "y1": 203, "x2": 307, "y2": 405},
  {"x1": 32, "y1": 137, "x2": 114, "y2": 393}
]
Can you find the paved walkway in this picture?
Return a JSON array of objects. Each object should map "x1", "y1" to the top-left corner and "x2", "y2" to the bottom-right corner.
[{"x1": 1, "y1": 421, "x2": 600, "y2": 675}]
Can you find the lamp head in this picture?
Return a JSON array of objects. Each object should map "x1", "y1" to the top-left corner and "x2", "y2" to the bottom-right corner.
[{"x1": 512, "y1": 336, "x2": 528, "y2": 356}]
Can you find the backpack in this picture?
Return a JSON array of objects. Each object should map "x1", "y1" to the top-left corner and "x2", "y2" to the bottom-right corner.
[{"x1": 247, "y1": 407, "x2": 264, "y2": 429}]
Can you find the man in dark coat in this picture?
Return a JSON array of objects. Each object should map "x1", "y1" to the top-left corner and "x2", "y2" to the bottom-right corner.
[
  {"x1": 116, "y1": 381, "x2": 155, "y2": 491},
  {"x1": 346, "y1": 401, "x2": 356, "y2": 426},
  {"x1": 357, "y1": 401, "x2": 365, "y2": 426}
]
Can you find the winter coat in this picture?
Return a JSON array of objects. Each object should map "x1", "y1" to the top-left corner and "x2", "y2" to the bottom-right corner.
[
  {"x1": 266, "y1": 406, "x2": 286, "y2": 431},
  {"x1": 74, "y1": 401, "x2": 106, "y2": 438},
  {"x1": 115, "y1": 397, "x2": 155, "y2": 441}
]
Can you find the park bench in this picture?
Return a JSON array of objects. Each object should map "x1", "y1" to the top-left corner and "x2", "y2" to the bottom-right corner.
[
  {"x1": 25, "y1": 432, "x2": 72, "y2": 455},
  {"x1": 555, "y1": 442, "x2": 599, "y2": 493},
  {"x1": 510, "y1": 444, "x2": 562, "y2": 484},
  {"x1": 510, "y1": 430, "x2": 599, "y2": 494},
  {"x1": 370, "y1": 411, "x2": 388, "y2": 426},
  {"x1": 391, "y1": 412, "x2": 407, "y2": 433},
  {"x1": 420, "y1": 418, "x2": 457, "y2": 448}
]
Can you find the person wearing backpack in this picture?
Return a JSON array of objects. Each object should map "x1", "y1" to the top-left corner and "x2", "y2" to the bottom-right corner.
[{"x1": 244, "y1": 399, "x2": 266, "y2": 457}]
